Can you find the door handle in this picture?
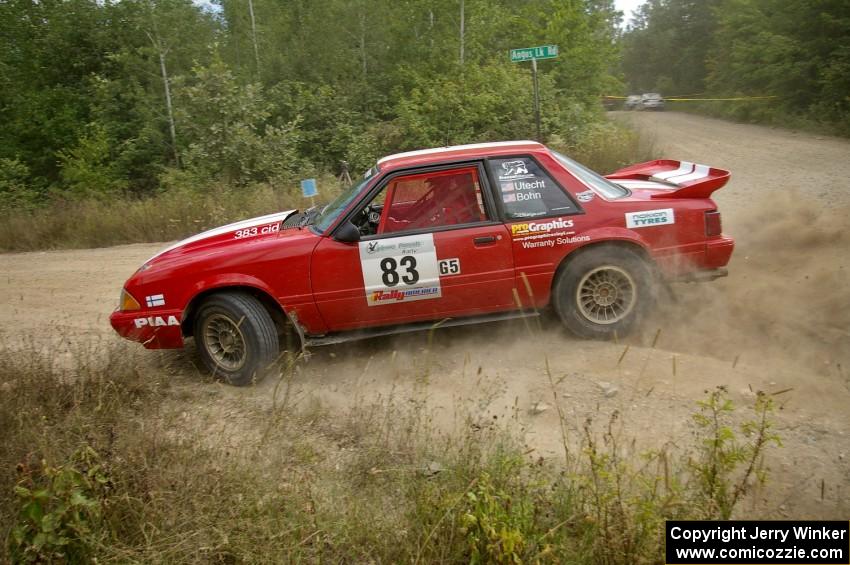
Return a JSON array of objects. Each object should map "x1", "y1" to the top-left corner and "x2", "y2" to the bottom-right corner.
[{"x1": 473, "y1": 235, "x2": 497, "y2": 245}]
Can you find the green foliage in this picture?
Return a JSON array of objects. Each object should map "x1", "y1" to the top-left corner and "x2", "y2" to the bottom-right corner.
[
  {"x1": 0, "y1": 340, "x2": 782, "y2": 563},
  {"x1": 9, "y1": 447, "x2": 110, "y2": 563},
  {"x1": 0, "y1": 158, "x2": 40, "y2": 211},
  {"x1": 0, "y1": 0, "x2": 625, "y2": 208},
  {"x1": 621, "y1": 0, "x2": 721, "y2": 95},
  {"x1": 394, "y1": 63, "x2": 538, "y2": 149},
  {"x1": 550, "y1": 120, "x2": 656, "y2": 174},
  {"x1": 176, "y1": 59, "x2": 310, "y2": 186},
  {"x1": 621, "y1": 0, "x2": 850, "y2": 134},
  {"x1": 459, "y1": 471, "x2": 531, "y2": 564},
  {"x1": 57, "y1": 124, "x2": 127, "y2": 198},
  {"x1": 689, "y1": 386, "x2": 782, "y2": 519}
]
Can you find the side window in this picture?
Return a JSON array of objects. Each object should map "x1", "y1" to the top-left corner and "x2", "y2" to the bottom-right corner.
[
  {"x1": 487, "y1": 157, "x2": 579, "y2": 220},
  {"x1": 353, "y1": 166, "x2": 489, "y2": 237}
]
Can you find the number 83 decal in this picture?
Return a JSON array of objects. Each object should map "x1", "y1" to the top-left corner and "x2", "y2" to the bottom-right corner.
[
  {"x1": 358, "y1": 234, "x2": 455, "y2": 306},
  {"x1": 380, "y1": 256, "x2": 420, "y2": 286}
]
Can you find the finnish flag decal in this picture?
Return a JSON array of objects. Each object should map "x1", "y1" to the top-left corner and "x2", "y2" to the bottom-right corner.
[{"x1": 145, "y1": 294, "x2": 165, "y2": 307}]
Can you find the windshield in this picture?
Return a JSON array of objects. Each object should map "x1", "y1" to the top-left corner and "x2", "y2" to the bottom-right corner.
[
  {"x1": 313, "y1": 174, "x2": 375, "y2": 233},
  {"x1": 551, "y1": 151, "x2": 629, "y2": 200}
]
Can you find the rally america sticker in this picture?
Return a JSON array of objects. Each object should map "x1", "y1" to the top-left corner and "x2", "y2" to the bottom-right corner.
[
  {"x1": 359, "y1": 233, "x2": 442, "y2": 306},
  {"x1": 145, "y1": 294, "x2": 165, "y2": 307},
  {"x1": 625, "y1": 208, "x2": 675, "y2": 229}
]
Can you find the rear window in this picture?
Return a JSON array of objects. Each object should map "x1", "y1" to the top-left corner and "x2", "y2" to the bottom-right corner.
[
  {"x1": 551, "y1": 151, "x2": 629, "y2": 200},
  {"x1": 487, "y1": 157, "x2": 579, "y2": 220}
]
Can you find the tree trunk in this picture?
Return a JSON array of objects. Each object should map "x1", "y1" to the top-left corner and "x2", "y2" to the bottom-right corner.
[
  {"x1": 459, "y1": 0, "x2": 465, "y2": 65},
  {"x1": 248, "y1": 0, "x2": 260, "y2": 77},
  {"x1": 359, "y1": 11, "x2": 367, "y2": 78},
  {"x1": 158, "y1": 50, "x2": 180, "y2": 167},
  {"x1": 147, "y1": 26, "x2": 180, "y2": 167}
]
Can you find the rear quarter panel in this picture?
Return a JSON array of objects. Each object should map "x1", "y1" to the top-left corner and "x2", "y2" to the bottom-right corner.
[{"x1": 510, "y1": 151, "x2": 718, "y2": 308}]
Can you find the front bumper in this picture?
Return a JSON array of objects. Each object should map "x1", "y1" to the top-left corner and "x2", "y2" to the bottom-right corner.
[{"x1": 110, "y1": 309, "x2": 185, "y2": 349}]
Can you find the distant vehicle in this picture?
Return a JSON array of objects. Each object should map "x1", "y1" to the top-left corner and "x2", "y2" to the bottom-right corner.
[
  {"x1": 624, "y1": 95, "x2": 642, "y2": 110},
  {"x1": 111, "y1": 141, "x2": 733, "y2": 385},
  {"x1": 641, "y1": 93, "x2": 666, "y2": 111}
]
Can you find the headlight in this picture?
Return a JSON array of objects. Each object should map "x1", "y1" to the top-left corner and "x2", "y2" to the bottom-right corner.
[{"x1": 119, "y1": 289, "x2": 141, "y2": 311}]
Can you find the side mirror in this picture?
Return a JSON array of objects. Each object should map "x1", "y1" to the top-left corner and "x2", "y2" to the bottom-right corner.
[{"x1": 334, "y1": 221, "x2": 361, "y2": 243}]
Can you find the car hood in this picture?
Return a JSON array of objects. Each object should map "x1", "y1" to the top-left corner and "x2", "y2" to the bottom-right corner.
[{"x1": 146, "y1": 210, "x2": 297, "y2": 263}]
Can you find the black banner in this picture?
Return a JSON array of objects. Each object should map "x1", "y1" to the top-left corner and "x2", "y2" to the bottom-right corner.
[{"x1": 666, "y1": 521, "x2": 849, "y2": 564}]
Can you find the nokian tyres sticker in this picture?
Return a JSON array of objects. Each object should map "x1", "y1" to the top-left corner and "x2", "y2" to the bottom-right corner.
[
  {"x1": 359, "y1": 233, "x2": 442, "y2": 306},
  {"x1": 625, "y1": 208, "x2": 675, "y2": 229}
]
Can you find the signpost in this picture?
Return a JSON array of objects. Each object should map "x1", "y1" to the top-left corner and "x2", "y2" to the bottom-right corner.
[
  {"x1": 510, "y1": 44, "x2": 558, "y2": 141},
  {"x1": 301, "y1": 178, "x2": 318, "y2": 206}
]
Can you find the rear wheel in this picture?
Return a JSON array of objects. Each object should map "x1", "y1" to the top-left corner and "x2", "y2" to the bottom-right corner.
[
  {"x1": 193, "y1": 292, "x2": 279, "y2": 386},
  {"x1": 553, "y1": 247, "x2": 654, "y2": 339}
]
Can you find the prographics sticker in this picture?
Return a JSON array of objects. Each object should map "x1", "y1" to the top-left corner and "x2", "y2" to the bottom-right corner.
[
  {"x1": 625, "y1": 208, "x2": 675, "y2": 229},
  {"x1": 510, "y1": 218, "x2": 575, "y2": 237},
  {"x1": 359, "y1": 234, "x2": 441, "y2": 306}
]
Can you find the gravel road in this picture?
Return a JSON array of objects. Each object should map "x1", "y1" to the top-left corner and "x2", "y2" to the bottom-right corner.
[{"x1": 2, "y1": 112, "x2": 849, "y2": 518}]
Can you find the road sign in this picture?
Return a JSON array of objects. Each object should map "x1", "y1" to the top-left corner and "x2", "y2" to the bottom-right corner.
[
  {"x1": 301, "y1": 178, "x2": 318, "y2": 198},
  {"x1": 510, "y1": 45, "x2": 558, "y2": 141},
  {"x1": 510, "y1": 45, "x2": 558, "y2": 63}
]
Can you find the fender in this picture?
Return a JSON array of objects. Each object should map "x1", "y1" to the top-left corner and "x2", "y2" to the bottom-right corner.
[
  {"x1": 181, "y1": 273, "x2": 330, "y2": 336},
  {"x1": 552, "y1": 227, "x2": 655, "y2": 286},
  {"x1": 518, "y1": 228, "x2": 652, "y2": 309},
  {"x1": 185, "y1": 273, "x2": 279, "y2": 306},
  {"x1": 180, "y1": 273, "x2": 282, "y2": 332},
  {"x1": 570, "y1": 226, "x2": 653, "y2": 256}
]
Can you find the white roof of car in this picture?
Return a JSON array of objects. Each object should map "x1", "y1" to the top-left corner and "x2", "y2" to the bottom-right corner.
[{"x1": 377, "y1": 140, "x2": 542, "y2": 165}]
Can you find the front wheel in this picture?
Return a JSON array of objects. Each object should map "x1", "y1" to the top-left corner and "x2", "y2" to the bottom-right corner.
[
  {"x1": 193, "y1": 292, "x2": 280, "y2": 386},
  {"x1": 553, "y1": 247, "x2": 655, "y2": 339}
]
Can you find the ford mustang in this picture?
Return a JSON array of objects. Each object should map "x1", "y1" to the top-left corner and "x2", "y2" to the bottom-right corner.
[{"x1": 111, "y1": 141, "x2": 734, "y2": 385}]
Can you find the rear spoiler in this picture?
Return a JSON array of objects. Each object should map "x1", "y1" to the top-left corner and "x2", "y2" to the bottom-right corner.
[{"x1": 606, "y1": 160, "x2": 730, "y2": 199}]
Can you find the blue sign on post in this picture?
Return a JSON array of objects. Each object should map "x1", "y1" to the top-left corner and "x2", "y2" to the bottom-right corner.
[{"x1": 300, "y1": 178, "x2": 318, "y2": 198}]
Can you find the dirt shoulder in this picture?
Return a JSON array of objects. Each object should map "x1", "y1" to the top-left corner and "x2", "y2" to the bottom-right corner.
[{"x1": 2, "y1": 112, "x2": 849, "y2": 518}]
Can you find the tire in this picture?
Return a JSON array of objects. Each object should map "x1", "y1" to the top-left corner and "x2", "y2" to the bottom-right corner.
[
  {"x1": 193, "y1": 292, "x2": 279, "y2": 386},
  {"x1": 553, "y1": 246, "x2": 655, "y2": 339}
]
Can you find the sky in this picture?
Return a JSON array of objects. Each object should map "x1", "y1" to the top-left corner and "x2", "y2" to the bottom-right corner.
[{"x1": 615, "y1": 0, "x2": 646, "y2": 27}]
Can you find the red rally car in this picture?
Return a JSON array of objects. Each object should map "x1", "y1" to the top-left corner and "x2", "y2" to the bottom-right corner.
[{"x1": 111, "y1": 141, "x2": 734, "y2": 385}]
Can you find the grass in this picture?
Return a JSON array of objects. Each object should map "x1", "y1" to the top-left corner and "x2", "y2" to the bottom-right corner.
[
  {"x1": 555, "y1": 119, "x2": 657, "y2": 174},
  {"x1": 0, "y1": 176, "x2": 339, "y2": 253},
  {"x1": 0, "y1": 120, "x2": 655, "y2": 253},
  {"x1": 1, "y1": 335, "x2": 779, "y2": 563}
]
